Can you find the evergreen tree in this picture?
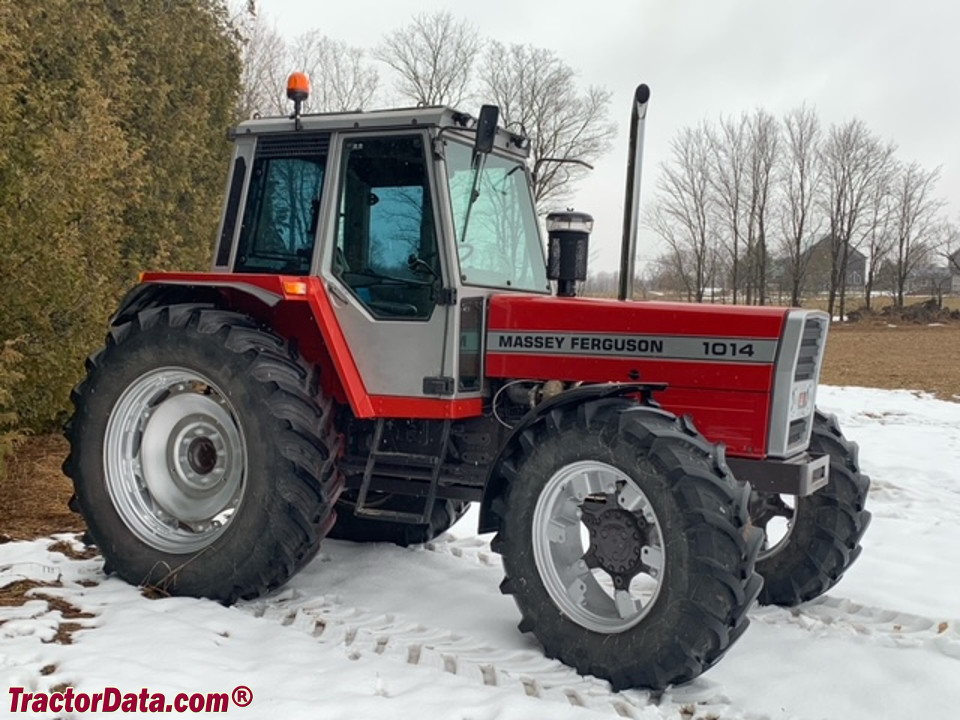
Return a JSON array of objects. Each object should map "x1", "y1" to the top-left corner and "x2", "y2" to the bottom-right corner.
[{"x1": 0, "y1": 1, "x2": 242, "y2": 429}]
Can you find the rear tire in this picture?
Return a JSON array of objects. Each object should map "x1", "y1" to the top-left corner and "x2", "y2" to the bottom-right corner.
[
  {"x1": 329, "y1": 493, "x2": 469, "y2": 545},
  {"x1": 64, "y1": 304, "x2": 343, "y2": 603},
  {"x1": 753, "y1": 410, "x2": 871, "y2": 606},
  {"x1": 492, "y1": 399, "x2": 762, "y2": 690}
]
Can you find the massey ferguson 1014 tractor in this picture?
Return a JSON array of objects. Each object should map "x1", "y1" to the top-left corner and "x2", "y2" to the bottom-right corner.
[{"x1": 65, "y1": 76, "x2": 870, "y2": 689}]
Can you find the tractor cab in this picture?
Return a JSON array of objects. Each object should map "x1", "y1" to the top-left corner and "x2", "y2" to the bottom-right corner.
[{"x1": 212, "y1": 80, "x2": 549, "y2": 404}]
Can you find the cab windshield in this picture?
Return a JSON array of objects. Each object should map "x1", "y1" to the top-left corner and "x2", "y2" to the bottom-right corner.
[{"x1": 445, "y1": 142, "x2": 549, "y2": 292}]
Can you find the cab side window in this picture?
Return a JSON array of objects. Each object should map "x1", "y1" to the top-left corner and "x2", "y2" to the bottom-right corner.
[
  {"x1": 235, "y1": 134, "x2": 328, "y2": 275},
  {"x1": 333, "y1": 135, "x2": 440, "y2": 319}
]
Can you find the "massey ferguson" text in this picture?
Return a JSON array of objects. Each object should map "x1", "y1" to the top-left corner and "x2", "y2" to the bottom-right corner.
[{"x1": 496, "y1": 334, "x2": 664, "y2": 354}]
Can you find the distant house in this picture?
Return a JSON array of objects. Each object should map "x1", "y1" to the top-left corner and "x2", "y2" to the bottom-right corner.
[
  {"x1": 906, "y1": 266, "x2": 953, "y2": 296},
  {"x1": 802, "y1": 236, "x2": 867, "y2": 293}
]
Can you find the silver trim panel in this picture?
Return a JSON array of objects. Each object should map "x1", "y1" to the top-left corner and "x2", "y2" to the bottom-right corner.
[
  {"x1": 487, "y1": 331, "x2": 778, "y2": 363},
  {"x1": 767, "y1": 310, "x2": 829, "y2": 458}
]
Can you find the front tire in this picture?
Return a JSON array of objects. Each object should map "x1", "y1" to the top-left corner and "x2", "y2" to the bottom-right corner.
[
  {"x1": 492, "y1": 400, "x2": 762, "y2": 690},
  {"x1": 64, "y1": 305, "x2": 343, "y2": 603},
  {"x1": 752, "y1": 410, "x2": 871, "y2": 606}
]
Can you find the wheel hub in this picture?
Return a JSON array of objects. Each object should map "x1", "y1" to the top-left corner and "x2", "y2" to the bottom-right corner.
[
  {"x1": 167, "y1": 415, "x2": 230, "y2": 492},
  {"x1": 187, "y1": 436, "x2": 217, "y2": 476},
  {"x1": 104, "y1": 367, "x2": 247, "y2": 553},
  {"x1": 140, "y1": 392, "x2": 242, "y2": 523},
  {"x1": 581, "y1": 497, "x2": 647, "y2": 589}
]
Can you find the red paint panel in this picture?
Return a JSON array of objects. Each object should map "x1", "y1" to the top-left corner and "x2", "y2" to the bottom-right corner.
[
  {"x1": 488, "y1": 295, "x2": 788, "y2": 337},
  {"x1": 485, "y1": 354, "x2": 775, "y2": 394},
  {"x1": 301, "y1": 277, "x2": 375, "y2": 417},
  {"x1": 369, "y1": 396, "x2": 484, "y2": 419},
  {"x1": 657, "y1": 387, "x2": 771, "y2": 456}
]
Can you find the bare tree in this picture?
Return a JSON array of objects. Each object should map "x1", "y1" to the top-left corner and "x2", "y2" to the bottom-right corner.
[
  {"x1": 236, "y1": 15, "x2": 379, "y2": 118},
  {"x1": 375, "y1": 11, "x2": 480, "y2": 107},
  {"x1": 745, "y1": 109, "x2": 780, "y2": 304},
  {"x1": 235, "y1": 13, "x2": 286, "y2": 118},
  {"x1": 708, "y1": 114, "x2": 749, "y2": 303},
  {"x1": 818, "y1": 119, "x2": 895, "y2": 319},
  {"x1": 705, "y1": 109, "x2": 779, "y2": 305},
  {"x1": 941, "y1": 218, "x2": 960, "y2": 274},
  {"x1": 291, "y1": 32, "x2": 379, "y2": 112},
  {"x1": 480, "y1": 42, "x2": 616, "y2": 208},
  {"x1": 648, "y1": 126, "x2": 715, "y2": 302},
  {"x1": 860, "y1": 173, "x2": 895, "y2": 308},
  {"x1": 778, "y1": 104, "x2": 823, "y2": 306},
  {"x1": 890, "y1": 161, "x2": 944, "y2": 306}
]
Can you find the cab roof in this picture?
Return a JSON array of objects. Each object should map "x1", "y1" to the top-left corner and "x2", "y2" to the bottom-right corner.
[{"x1": 230, "y1": 105, "x2": 531, "y2": 158}]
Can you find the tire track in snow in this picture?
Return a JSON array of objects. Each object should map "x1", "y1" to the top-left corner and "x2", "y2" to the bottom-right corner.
[
  {"x1": 426, "y1": 529, "x2": 960, "y2": 664},
  {"x1": 422, "y1": 534, "x2": 499, "y2": 565},
  {"x1": 254, "y1": 534, "x2": 958, "y2": 718},
  {"x1": 247, "y1": 594, "x2": 676, "y2": 717},
  {"x1": 244, "y1": 594, "x2": 743, "y2": 719},
  {"x1": 751, "y1": 596, "x2": 960, "y2": 661}
]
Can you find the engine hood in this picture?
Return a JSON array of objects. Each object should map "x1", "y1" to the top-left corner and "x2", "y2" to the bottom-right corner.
[
  {"x1": 483, "y1": 295, "x2": 808, "y2": 457},
  {"x1": 485, "y1": 294, "x2": 789, "y2": 392}
]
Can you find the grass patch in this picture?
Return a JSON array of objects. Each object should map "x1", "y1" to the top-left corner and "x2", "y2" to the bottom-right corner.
[{"x1": 0, "y1": 577, "x2": 95, "y2": 644}]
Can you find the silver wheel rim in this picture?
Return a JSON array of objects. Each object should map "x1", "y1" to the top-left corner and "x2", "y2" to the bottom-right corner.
[
  {"x1": 531, "y1": 460, "x2": 665, "y2": 633},
  {"x1": 104, "y1": 367, "x2": 247, "y2": 554}
]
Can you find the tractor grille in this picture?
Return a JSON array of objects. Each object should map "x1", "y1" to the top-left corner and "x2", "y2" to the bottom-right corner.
[
  {"x1": 794, "y1": 317, "x2": 826, "y2": 382},
  {"x1": 788, "y1": 417, "x2": 809, "y2": 446},
  {"x1": 768, "y1": 310, "x2": 829, "y2": 458}
]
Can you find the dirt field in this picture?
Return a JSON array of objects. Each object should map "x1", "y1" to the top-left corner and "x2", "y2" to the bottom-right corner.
[
  {"x1": 822, "y1": 322, "x2": 960, "y2": 400},
  {"x1": 1, "y1": 435, "x2": 82, "y2": 540},
  {"x1": 1, "y1": 320, "x2": 958, "y2": 541}
]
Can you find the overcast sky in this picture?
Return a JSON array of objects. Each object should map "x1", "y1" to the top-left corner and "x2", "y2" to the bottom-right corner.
[{"x1": 261, "y1": 0, "x2": 959, "y2": 271}]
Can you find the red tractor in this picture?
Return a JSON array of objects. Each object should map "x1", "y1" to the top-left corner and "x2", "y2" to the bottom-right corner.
[{"x1": 65, "y1": 76, "x2": 870, "y2": 690}]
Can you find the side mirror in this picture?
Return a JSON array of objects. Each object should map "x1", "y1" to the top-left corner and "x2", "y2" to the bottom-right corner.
[{"x1": 474, "y1": 105, "x2": 499, "y2": 155}]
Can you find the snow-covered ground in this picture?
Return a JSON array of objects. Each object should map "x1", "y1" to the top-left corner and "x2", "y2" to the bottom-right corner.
[{"x1": 2, "y1": 385, "x2": 958, "y2": 719}]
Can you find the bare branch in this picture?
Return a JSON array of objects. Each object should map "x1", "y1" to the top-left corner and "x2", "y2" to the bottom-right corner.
[
  {"x1": 235, "y1": 13, "x2": 287, "y2": 118},
  {"x1": 890, "y1": 161, "x2": 944, "y2": 305},
  {"x1": 375, "y1": 11, "x2": 480, "y2": 107},
  {"x1": 745, "y1": 109, "x2": 780, "y2": 304},
  {"x1": 777, "y1": 104, "x2": 823, "y2": 306},
  {"x1": 236, "y1": 18, "x2": 380, "y2": 118},
  {"x1": 291, "y1": 32, "x2": 379, "y2": 112},
  {"x1": 708, "y1": 113, "x2": 749, "y2": 302},
  {"x1": 940, "y1": 219, "x2": 960, "y2": 274},
  {"x1": 647, "y1": 126, "x2": 715, "y2": 301},
  {"x1": 818, "y1": 119, "x2": 896, "y2": 317},
  {"x1": 480, "y1": 42, "x2": 616, "y2": 209}
]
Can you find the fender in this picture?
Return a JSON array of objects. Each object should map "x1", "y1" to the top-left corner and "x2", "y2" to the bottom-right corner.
[
  {"x1": 477, "y1": 382, "x2": 666, "y2": 533},
  {"x1": 108, "y1": 276, "x2": 353, "y2": 407},
  {"x1": 110, "y1": 280, "x2": 281, "y2": 327},
  {"x1": 110, "y1": 274, "x2": 475, "y2": 420}
]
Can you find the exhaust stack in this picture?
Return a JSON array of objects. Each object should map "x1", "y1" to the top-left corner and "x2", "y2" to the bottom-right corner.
[{"x1": 618, "y1": 84, "x2": 651, "y2": 301}]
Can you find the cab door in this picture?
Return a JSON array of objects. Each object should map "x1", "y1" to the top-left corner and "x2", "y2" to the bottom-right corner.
[{"x1": 321, "y1": 132, "x2": 454, "y2": 403}]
